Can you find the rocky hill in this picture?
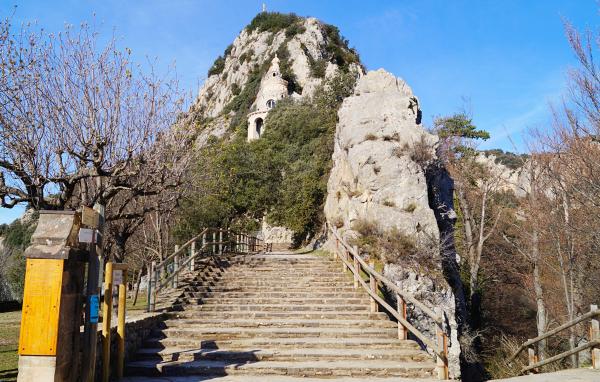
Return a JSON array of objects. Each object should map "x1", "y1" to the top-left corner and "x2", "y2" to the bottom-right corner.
[{"x1": 180, "y1": 12, "x2": 469, "y2": 379}]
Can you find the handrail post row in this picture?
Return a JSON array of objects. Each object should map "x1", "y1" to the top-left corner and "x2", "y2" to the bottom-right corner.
[
  {"x1": 435, "y1": 307, "x2": 449, "y2": 380},
  {"x1": 369, "y1": 260, "x2": 378, "y2": 313},
  {"x1": 591, "y1": 304, "x2": 599, "y2": 369},
  {"x1": 397, "y1": 293, "x2": 408, "y2": 340},
  {"x1": 173, "y1": 244, "x2": 179, "y2": 289},
  {"x1": 149, "y1": 261, "x2": 157, "y2": 312},
  {"x1": 352, "y1": 245, "x2": 359, "y2": 289},
  {"x1": 219, "y1": 230, "x2": 223, "y2": 254},
  {"x1": 190, "y1": 241, "x2": 196, "y2": 271}
]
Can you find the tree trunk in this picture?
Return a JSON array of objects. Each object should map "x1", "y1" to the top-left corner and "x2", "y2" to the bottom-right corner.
[{"x1": 132, "y1": 267, "x2": 143, "y2": 306}]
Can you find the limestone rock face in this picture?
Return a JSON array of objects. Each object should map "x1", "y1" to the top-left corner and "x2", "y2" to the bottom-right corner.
[
  {"x1": 324, "y1": 69, "x2": 439, "y2": 240},
  {"x1": 191, "y1": 18, "x2": 360, "y2": 121},
  {"x1": 261, "y1": 219, "x2": 294, "y2": 251},
  {"x1": 324, "y1": 69, "x2": 462, "y2": 378}
]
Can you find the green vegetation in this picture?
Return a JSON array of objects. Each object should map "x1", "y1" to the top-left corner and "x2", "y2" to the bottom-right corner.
[
  {"x1": 322, "y1": 24, "x2": 362, "y2": 71},
  {"x1": 208, "y1": 55, "x2": 225, "y2": 77},
  {"x1": 0, "y1": 310, "x2": 20, "y2": 380},
  {"x1": 0, "y1": 215, "x2": 37, "y2": 301},
  {"x1": 178, "y1": 72, "x2": 357, "y2": 245},
  {"x1": 246, "y1": 12, "x2": 301, "y2": 34},
  {"x1": 483, "y1": 149, "x2": 529, "y2": 170}
]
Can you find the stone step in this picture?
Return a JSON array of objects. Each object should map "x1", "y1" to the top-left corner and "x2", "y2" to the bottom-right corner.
[
  {"x1": 193, "y1": 275, "x2": 352, "y2": 282},
  {"x1": 125, "y1": 359, "x2": 436, "y2": 378},
  {"x1": 185, "y1": 286, "x2": 358, "y2": 293},
  {"x1": 143, "y1": 336, "x2": 422, "y2": 350},
  {"x1": 186, "y1": 304, "x2": 370, "y2": 312},
  {"x1": 183, "y1": 297, "x2": 370, "y2": 305},
  {"x1": 183, "y1": 291, "x2": 367, "y2": 299},
  {"x1": 161, "y1": 318, "x2": 397, "y2": 329},
  {"x1": 122, "y1": 376, "x2": 436, "y2": 382},
  {"x1": 135, "y1": 347, "x2": 431, "y2": 363},
  {"x1": 166, "y1": 311, "x2": 389, "y2": 321},
  {"x1": 155, "y1": 326, "x2": 398, "y2": 340}
]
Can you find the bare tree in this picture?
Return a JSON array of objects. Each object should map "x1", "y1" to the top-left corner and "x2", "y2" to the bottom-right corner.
[{"x1": 0, "y1": 18, "x2": 189, "y2": 213}]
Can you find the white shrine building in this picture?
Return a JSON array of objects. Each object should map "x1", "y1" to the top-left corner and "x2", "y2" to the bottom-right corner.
[{"x1": 247, "y1": 56, "x2": 289, "y2": 141}]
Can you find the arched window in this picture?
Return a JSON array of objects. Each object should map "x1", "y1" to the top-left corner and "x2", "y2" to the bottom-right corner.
[
  {"x1": 255, "y1": 118, "x2": 263, "y2": 136},
  {"x1": 266, "y1": 99, "x2": 276, "y2": 109}
]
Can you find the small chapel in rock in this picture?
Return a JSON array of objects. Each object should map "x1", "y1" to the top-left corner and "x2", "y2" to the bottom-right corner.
[{"x1": 246, "y1": 56, "x2": 289, "y2": 141}]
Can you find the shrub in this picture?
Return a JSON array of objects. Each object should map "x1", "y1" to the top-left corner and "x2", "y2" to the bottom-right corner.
[
  {"x1": 208, "y1": 55, "x2": 225, "y2": 77},
  {"x1": 285, "y1": 23, "x2": 306, "y2": 38},
  {"x1": 231, "y1": 83, "x2": 241, "y2": 96},
  {"x1": 352, "y1": 219, "x2": 380, "y2": 237},
  {"x1": 246, "y1": 12, "x2": 301, "y2": 34},
  {"x1": 382, "y1": 199, "x2": 396, "y2": 207},
  {"x1": 392, "y1": 144, "x2": 409, "y2": 158},
  {"x1": 310, "y1": 59, "x2": 327, "y2": 78},
  {"x1": 224, "y1": 44, "x2": 234, "y2": 57},
  {"x1": 404, "y1": 202, "x2": 417, "y2": 213},
  {"x1": 364, "y1": 133, "x2": 377, "y2": 141},
  {"x1": 410, "y1": 135, "x2": 433, "y2": 166}
]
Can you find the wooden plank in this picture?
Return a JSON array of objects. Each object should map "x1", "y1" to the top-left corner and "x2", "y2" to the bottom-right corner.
[{"x1": 19, "y1": 259, "x2": 64, "y2": 355}]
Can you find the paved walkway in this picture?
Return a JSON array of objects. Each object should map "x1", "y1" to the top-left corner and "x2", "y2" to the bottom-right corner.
[{"x1": 494, "y1": 368, "x2": 600, "y2": 381}]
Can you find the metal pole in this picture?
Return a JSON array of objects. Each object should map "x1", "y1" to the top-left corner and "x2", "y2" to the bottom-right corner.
[
  {"x1": 81, "y1": 203, "x2": 104, "y2": 382},
  {"x1": 116, "y1": 269, "x2": 127, "y2": 379},
  {"x1": 102, "y1": 262, "x2": 113, "y2": 382}
]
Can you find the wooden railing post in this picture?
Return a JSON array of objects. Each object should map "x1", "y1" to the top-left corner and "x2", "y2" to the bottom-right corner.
[
  {"x1": 527, "y1": 346, "x2": 537, "y2": 374},
  {"x1": 397, "y1": 293, "x2": 407, "y2": 340},
  {"x1": 173, "y1": 244, "x2": 179, "y2": 289},
  {"x1": 116, "y1": 268, "x2": 127, "y2": 379},
  {"x1": 591, "y1": 304, "x2": 599, "y2": 370},
  {"x1": 435, "y1": 307, "x2": 449, "y2": 380},
  {"x1": 190, "y1": 241, "x2": 196, "y2": 271},
  {"x1": 219, "y1": 230, "x2": 223, "y2": 254},
  {"x1": 202, "y1": 232, "x2": 207, "y2": 253},
  {"x1": 102, "y1": 262, "x2": 113, "y2": 382},
  {"x1": 369, "y1": 260, "x2": 378, "y2": 313},
  {"x1": 213, "y1": 231, "x2": 218, "y2": 254},
  {"x1": 333, "y1": 227, "x2": 338, "y2": 260},
  {"x1": 352, "y1": 245, "x2": 359, "y2": 289}
]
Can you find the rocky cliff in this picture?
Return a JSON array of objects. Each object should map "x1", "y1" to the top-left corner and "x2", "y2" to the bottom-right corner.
[{"x1": 324, "y1": 70, "x2": 465, "y2": 378}]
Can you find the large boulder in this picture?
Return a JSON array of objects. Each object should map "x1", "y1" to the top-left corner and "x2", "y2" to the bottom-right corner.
[{"x1": 324, "y1": 69, "x2": 463, "y2": 378}]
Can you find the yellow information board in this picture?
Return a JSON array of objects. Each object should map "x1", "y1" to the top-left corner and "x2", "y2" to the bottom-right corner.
[{"x1": 18, "y1": 259, "x2": 64, "y2": 356}]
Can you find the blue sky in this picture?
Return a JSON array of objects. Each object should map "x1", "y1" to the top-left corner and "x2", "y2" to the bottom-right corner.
[{"x1": 0, "y1": 0, "x2": 596, "y2": 224}]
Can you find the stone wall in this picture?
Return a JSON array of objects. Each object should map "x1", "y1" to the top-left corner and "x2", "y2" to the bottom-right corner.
[{"x1": 95, "y1": 312, "x2": 167, "y2": 381}]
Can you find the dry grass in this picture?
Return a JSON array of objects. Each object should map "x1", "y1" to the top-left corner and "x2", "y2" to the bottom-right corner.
[
  {"x1": 0, "y1": 310, "x2": 20, "y2": 381},
  {"x1": 364, "y1": 133, "x2": 377, "y2": 141}
]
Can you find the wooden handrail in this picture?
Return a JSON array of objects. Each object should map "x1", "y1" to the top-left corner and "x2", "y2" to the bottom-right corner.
[
  {"x1": 148, "y1": 227, "x2": 265, "y2": 312},
  {"x1": 522, "y1": 340, "x2": 600, "y2": 374},
  {"x1": 335, "y1": 246, "x2": 443, "y2": 356},
  {"x1": 328, "y1": 223, "x2": 448, "y2": 379},
  {"x1": 509, "y1": 304, "x2": 600, "y2": 375},
  {"x1": 330, "y1": 225, "x2": 442, "y2": 324},
  {"x1": 509, "y1": 307, "x2": 600, "y2": 363}
]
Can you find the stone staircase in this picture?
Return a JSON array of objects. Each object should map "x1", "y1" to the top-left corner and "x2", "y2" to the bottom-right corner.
[{"x1": 124, "y1": 252, "x2": 438, "y2": 380}]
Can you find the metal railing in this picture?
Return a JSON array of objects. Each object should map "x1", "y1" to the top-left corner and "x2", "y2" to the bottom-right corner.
[
  {"x1": 328, "y1": 224, "x2": 449, "y2": 380},
  {"x1": 147, "y1": 227, "x2": 267, "y2": 312},
  {"x1": 509, "y1": 304, "x2": 600, "y2": 374}
]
